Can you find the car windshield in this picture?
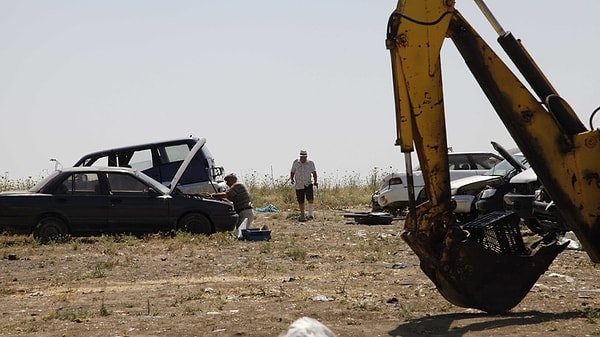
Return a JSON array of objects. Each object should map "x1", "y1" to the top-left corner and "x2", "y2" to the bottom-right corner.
[
  {"x1": 29, "y1": 171, "x2": 61, "y2": 192},
  {"x1": 414, "y1": 153, "x2": 500, "y2": 171},
  {"x1": 135, "y1": 170, "x2": 171, "y2": 194},
  {"x1": 484, "y1": 155, "x2": 527, "y2": 177}
]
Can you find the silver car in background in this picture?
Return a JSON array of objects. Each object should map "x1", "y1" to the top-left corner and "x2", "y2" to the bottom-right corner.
[{"x1": 371, "y1": 150, "x2": 502, "y2": 215}]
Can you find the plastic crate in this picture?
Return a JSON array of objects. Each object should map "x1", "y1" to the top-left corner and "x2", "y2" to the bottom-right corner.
[
  {"x1": 463, "y1": 211, "x2": 528, "y2": 255},
  {"x1": 241, "y1": 228, "x2": 271, "y2": 241}
]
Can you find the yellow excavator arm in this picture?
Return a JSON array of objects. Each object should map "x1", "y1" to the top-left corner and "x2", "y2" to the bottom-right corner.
[{"x1": 386, "y1": 0, "x2": 600, "y2": 313}]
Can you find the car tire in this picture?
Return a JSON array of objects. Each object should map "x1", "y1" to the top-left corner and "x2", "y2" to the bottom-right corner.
[
  {"x1": 33, "y1": 217, "x2": 69, "y2": 243},
  {"x1": 178, "y1": 213, "x2": 213, "y2": 234}
]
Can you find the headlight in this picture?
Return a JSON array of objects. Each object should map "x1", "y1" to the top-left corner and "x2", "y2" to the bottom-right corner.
[{"x1": 479, "y1": 188, "x2": 497, "y2": 199}]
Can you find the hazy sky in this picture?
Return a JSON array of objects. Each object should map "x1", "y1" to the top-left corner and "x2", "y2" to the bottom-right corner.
[{"x1": 1, "y1": 1, "x2": 599, "y2": 183}]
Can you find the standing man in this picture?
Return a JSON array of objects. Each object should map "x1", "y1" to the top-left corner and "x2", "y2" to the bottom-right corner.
[
  {"x1": 290, "y1": 150, "x2": 318, "y2": 222},
  {"x1": 212, "y1": 173, "x2": 254, "y2": 228}
]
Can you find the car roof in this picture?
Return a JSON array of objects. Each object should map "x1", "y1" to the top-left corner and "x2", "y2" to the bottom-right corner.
[
  {"x1": 60, "y1": 140, "x2": 206, "y2": 195},
  {"x1": 57, "y1": 166, "x2": 138, "y2": 174},
  {"x1": 73, "y1": 137, "x2": 205, "y2": 164}
]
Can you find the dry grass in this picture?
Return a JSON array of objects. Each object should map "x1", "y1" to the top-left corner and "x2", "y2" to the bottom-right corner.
[
  {"x1": 2, "y1": 173, "x2": 599, "y2": 336},
  {"x1": 241, "y1": 169, "x2": 388, "y2": 212},
  {"x1": 1, "y1": 209, "x2": 600, "y2": 336},
  {"x1": 0, "y1": 171, "x2": 382, "y2": 213},
  {"x1": 0, "y1": 174, "x2": 38, "y2": 192}
]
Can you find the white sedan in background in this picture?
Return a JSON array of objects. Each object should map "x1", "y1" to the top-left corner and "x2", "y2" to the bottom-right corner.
[{"x1": 372, "y1": 150, "x2": 502, "y2": 215}]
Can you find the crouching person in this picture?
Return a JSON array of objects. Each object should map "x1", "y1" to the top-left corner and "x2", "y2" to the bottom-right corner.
[{"x1": 211, "y1": 173, "x2": 254, "y2": 228}]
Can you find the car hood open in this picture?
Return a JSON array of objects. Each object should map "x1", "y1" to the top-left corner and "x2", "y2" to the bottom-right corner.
[
  {"x1": 491, "y1": 141, "x2": 526, "y2": 171},
  {"x1": 169, "y1": 138, "x2": 206, "y2": 195}
]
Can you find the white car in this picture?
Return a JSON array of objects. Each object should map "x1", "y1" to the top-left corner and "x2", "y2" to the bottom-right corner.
[{"x1": 372, "y1": 151, "x2": 502, "y2": 214}]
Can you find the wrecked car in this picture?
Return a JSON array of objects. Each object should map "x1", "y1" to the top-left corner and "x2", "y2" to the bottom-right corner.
[
  {"x1": 74, "y1": 137, "x2": 227, "y2": 194},
  {"x1": 0, "y1": 141, "x2": 238, "y2": 242},
  {"x1": 450, "y1": 142, "x2": 527, "y2": 222},
  {"x1": 371, "y1": 151, "x2": 501, "y2": 215},
  {"x1": 503, "y1": 168, "x2": 569, "y2": 235}
]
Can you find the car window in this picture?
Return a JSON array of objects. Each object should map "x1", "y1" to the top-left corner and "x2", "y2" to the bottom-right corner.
[
  {"x1": 448, "y1": 154, "x2": 470, "y2": 170},
  {"x1": 414, "y1": 153, "x2": 501, "y2": 171},
  {"x1": 30, "y1": 171, "x2": 61, "y2": 192},
  {"x1": 158, "y1": 144, "x2": 189, "y2": 164},
  {"x1": 470, "y1": 154, "x2": 501, "y2": 169},
  {"x1": 154, "y1": 144, "x2": 211, "y2": 185},
  {"x1": 86, "y1": 156, "x2": 109, "y2": 166},
  {"x1": 58, "y1": 173, "x2": 101, "y2": 195},
  {"x1": 135, "y1": 171, "x2": 171, "y2": 194},
  {"x1": 141, "y1": 144, "x2": 192, "y2": 183},
  {"x1": 107, "y1": 173, "x2": 148, "y2": 195},
  {"x1": 128, "y1": 149, "x2": 153, "y2": 171},
  {"x1": 484, "y1": 155, "x2": 527, "y2": 177}
]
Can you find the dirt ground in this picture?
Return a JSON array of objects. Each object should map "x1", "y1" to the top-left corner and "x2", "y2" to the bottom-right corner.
[{"x1": 1, "y1": 208, "x2": 599, "y2": 337}]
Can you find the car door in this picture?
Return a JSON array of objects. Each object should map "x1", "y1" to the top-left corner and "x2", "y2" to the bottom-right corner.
[
  {"x1": 105, "y1": 172, "x2": 170, "y2": 234},
  {"x1": 52, "y1": 172, "x2": 109, "y2": 235}
]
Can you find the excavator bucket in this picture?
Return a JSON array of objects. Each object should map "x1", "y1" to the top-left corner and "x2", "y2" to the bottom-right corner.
[{"x1": 402, "y1": 210, "x2": 567, "y2": 313}]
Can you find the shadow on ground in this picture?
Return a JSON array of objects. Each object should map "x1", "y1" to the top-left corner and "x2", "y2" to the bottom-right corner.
[{"x1": 389, "y1": 310, "x2": 585, "y2": 336}]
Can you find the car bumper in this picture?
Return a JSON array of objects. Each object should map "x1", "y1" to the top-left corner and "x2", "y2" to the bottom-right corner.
[
  {"x1": 475, "y1": 197, "x2": 504, "y2": 213},
  {"x1": 452, "y1": 195, "x2": 475, "y2": 213},
  {"x1": 503, "y1": 192, "x2": 535, "y2": 219},
  {"x1": 375, "y1": 187, "x2": 410, "y2": 209}
]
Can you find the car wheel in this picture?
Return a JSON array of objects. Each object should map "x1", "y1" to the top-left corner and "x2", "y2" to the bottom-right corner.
[
  {"x1": 33, "y1": 217, "x2": 69, "y2": 243},
  {"x1": 178, "y1": 213, "x2": 213, "y2": 234}
]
